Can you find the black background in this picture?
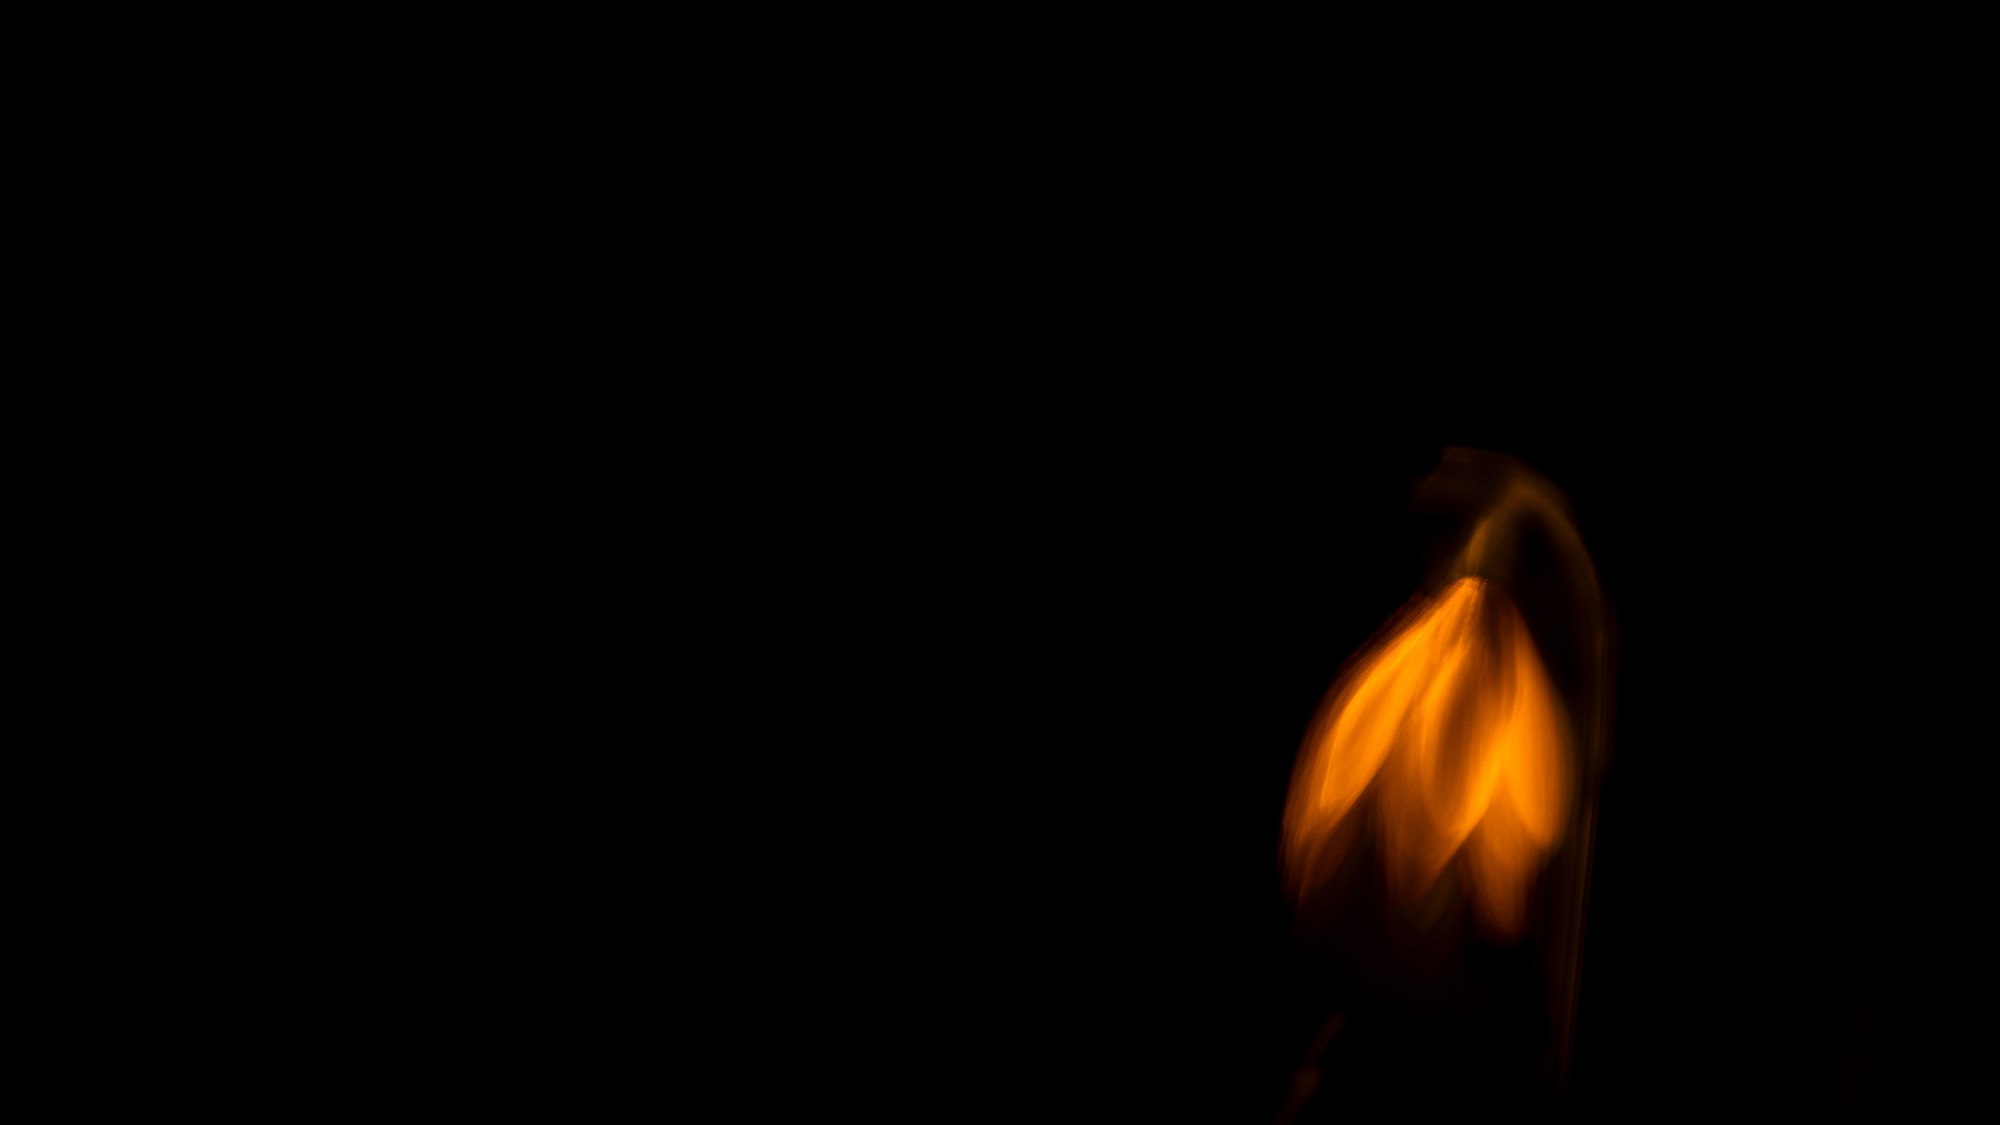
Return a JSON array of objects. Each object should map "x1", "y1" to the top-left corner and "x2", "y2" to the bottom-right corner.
[{"x1": 47, "y1": 27, "x2": 1982, "y2": 1119}]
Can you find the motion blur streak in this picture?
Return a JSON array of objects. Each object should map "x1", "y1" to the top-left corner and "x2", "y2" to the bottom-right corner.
[{"x1": 1282, "y1": 454, "x2": 1594, "y2": 944}]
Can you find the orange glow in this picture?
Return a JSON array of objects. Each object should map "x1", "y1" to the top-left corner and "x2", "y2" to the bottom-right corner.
[{"x1": 1283, "y1": 470, "x2": 1584, "y2": 943}]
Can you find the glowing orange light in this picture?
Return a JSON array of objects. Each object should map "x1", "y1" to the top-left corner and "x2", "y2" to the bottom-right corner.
[{"x1": 1283, "y1": 475, "x2": 1582, "y2": 942}]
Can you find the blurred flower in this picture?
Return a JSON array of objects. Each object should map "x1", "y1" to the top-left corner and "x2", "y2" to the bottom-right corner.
[{"x1": 1283, "y1": 573, "x2": 1572, "y2": 941}]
